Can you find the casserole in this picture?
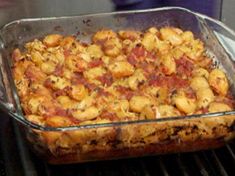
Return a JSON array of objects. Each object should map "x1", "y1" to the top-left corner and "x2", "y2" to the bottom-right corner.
[{"x1": 0, "y1": 7, "x2": 235, "y2": 164}]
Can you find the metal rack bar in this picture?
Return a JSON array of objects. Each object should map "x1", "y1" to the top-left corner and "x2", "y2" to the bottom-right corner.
[
  {"x1": 211, "y1": 150, "x2": 228, "y2": 176},
  {"x1": 193, "y1": 154, "x2": 209, "y2": 176},
  {"x1": 175, "y1": 155, "x2": 190, "y2": 176},
  {"x1": 156, "y1": 157, "x2": 170, "y2": 176},
  {"x1": 226, "y1": 144, "x2": 235, "y2": 162}
]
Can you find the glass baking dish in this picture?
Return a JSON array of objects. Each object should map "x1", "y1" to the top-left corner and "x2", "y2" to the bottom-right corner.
[{"x1": 1, "y1": 7, "x2": 235, "y2": 164}]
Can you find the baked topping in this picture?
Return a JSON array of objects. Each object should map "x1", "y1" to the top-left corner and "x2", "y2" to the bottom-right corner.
[{"x1": 12, "y1": 27, "x2": 235, "y2": 127}]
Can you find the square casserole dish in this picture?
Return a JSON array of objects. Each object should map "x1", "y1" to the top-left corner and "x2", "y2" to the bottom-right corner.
[{"x1": 0, "y1": 7, "x2": 235, "y2": 164}]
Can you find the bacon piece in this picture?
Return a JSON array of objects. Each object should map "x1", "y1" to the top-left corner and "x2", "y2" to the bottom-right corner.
[
  {"x1": 184, "y1": 87, "x2": 196, "y2": 99},
  {"x1": 85, "y1": 82, "x2": 97, "y2": 91},
  {"x1": 215, "y1": 94, "x2": 235, "y2": 108},
  {"x1": 52, "y1": 88, "x2": 68, "y2": 97},
  {"x1": 198, "y1": 107, "x2": 209, "y2": 114},
  {"x1": 116, "y1": 86, "x2": 135, "y2": 100},
  {"x1": 132, "y1": 46, "x2": 146, "y2": 58},
  {"x1": 176, "y1": 56, "x2": 194, "y2": 77},
  {"x1": 88, "y1": 59, "x2": 103, "y2": 68},
  {"x1": 12, "y1": 48, "x2": 22, "y2": 62},
  {"x1": 97, "y1": 73, "x2": 113, "y2": 86},
  {"x1": 25, "y1": 65, "x2": 46, "y2": 82},
  {"x1": 63, "y1": 49, "x2": 71, "y2": 57},
  {"x1": 127, "y1": 46, "x2": 157, "y2": 67},
  {"x1": 140, "y1": 61, "x2": 155, "y2": 75},
  {"x1": 149, "y1": 74, "x2": 167, "y2": 87},
  {"x1": 97, "y1": 88, "x2": 111, "y2": 97},
  {"x1": 127, "y1": 54, "x2": 138, "y2": 66},
  {"x1": 167, "y1": 75, "x2": 189, "y2": 90},
  {"x1": 53, "y1": 64, "x2": 64, "y2": 76},
  {"x1": 100, "y1": 111, "x2": 118, "y2": 121},
  {"x1": 55, "y1": 107, "x2": 69, "y2": 117},
  {"x1": 44, "y1": 78, "x2": 52, "y2": 88},
  {"x1": 71, "y1": 72, "x2": 98, "y2": 91},
  {"x1": 127, "y1": 46, "x2": 147, "y2": 64},
  {"x1": 71, "y1": 72, "x2": 87, "y2": 85},
  {"x1": 146, "y1": 51, "x2": 157, "y2": 61},
  {"x1": 149, "y1": 74, "x2": 189, "y2": 90}
]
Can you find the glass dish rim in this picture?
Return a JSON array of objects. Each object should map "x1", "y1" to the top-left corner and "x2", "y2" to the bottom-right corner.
[
  {"x1": 8, "y1": 110, "x2": 235, "y2": 131},
  {"x1": 1, "y1": 6, "x2": 235, "y2": 131}
]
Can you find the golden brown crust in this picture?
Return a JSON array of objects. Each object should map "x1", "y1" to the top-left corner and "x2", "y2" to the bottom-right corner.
[
  {"x1": 28, "y1": 115, "x2": 235, "y2": 164},
  {"x1": 12, "y1": 27, "x2": 235, "y2": 126},
  {"x1": 45, "y1": 139, "x2": 225, "y2": 164},
  {"x1": 12, "y1": 27, "x2": 235, "y2": 164}
]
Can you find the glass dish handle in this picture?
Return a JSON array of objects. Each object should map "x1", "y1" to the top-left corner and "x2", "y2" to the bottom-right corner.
[
  {"x1": 0, "y1": 40, "x2": 14, "y2": 113},
  {"x1": 196, "y1": 12, "x2": 235, "y2": 60},
  {"x1": 0, "y1": 38, "x2": 36, "y2": 127}
]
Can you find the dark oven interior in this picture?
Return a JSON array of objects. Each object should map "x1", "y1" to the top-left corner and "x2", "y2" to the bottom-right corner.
[
  {"x1": 0, "y1": 111, "x2": 235, "y2": 176},
  {"x1": 0, "y1": 0, "x2": 235, "y2": 176}
]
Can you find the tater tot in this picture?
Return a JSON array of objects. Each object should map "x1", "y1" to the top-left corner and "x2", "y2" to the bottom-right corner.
[
  {"x1": 60, "y1": 36, "x2": 76, "y2": 49},
  {"x1": 92, "y1": 29, "x2": 117, "y2": 43},
  {"x1": 209, "y1": 69, "x2": 229, "y2": 96},
  {"x1": 196, "y1": 88, "x2": 215, "y2": 108},
  {"x1": 43, "y1": 34, "x2": 63, "y2": 47},
  {"x1": 155, "y1": 40, "x2": 171, "y2": 54},
  {"x1": 158, "y1": 105, "x2": 181, "y2": 118},
  {"x1": 13, "y1": 60, "x2": 31, "y2": 82},
  {"x1": 181, "y1": 31, "x2": 194, "y2": 42},
  {"x1": 185, "y1": 39, "x2": 204, "y2": 60},
  {"x1": 25, "y1": 39, "x2": 46, "y2": 52},
  {"x1": 156, "y1": 88, "x2": 169, "y2": 104},
  {"x1": 173, "y1": 95, "x2": 196, "y2": 114},
  {"x1": 110, "y1": 99, "x2": 129, "y2": 112},
  {"x1": 72, "y1": 106, "x2": 100, "y2": 121},
  {"x1": 65, "y1": 54, "x2": 88, "y2": 72},
  {"x1": 142, "y1": 32, "x2": 157, "y2": 51},
  {"x1": 128, "y1": 69, "x2": 146, "y2": 90},
  {"x1": 69, "y1": 41, "x2": 87, "y2": 54},
  {"x1": 190, "y1": 76, "x2": 209, "y2": 91},
  {"x1": 208, "y1": 102, "x2": 232, "y2": 113},
  {"x1": 40, "y1": 62, "x2": 56, "y2": 74},
  {"x1": 42, "y1": 52, "x2": 60, "y2": 65},
  {"x1": 27, "y1": 96, "x2": 45, "y2": 114},
  {"x1": 26, "y1": 115, "x2": 45, "y2": 126},
  {"x1": 160, "y1": 27, "x2": 183, "y2": 46},
  {"x1": 29, "y1": 83, "x2": 51, "y2": 97},
  {"x1": 68, "y1": 85, "x2": 88, "y2": 101},
  {"x1": 86, "y1": 44, "x2": 103, "y2": 59},
  {"x1": 56, "y1": 96, "x2": 78, "y2": 109},
  {"x1": 109, "y1": 100, "x2": 133, "y2": 119},
  {"x1": 160, "y1": 54, "x2": 176, "y2": 75},
  {"x1": 130, "y1": 96, "x2": 151, "y2": 113},
  {"x1": 140, "y1": 105, "x2": 156, "y2": 119},
  {"x1": 192, "y1": 68, "x2": 209, "y2": 79},
  {"x1": 108, "y1": 61, "x2": 134, "y2": 78},
  {"x1": 148, "y1": 27, "x2": 159, "y2": 34},
  {"x1": 31, "y1": 50, "x2": 44, "y2": 66},
  {"x1": 84, "y1": 66, "x2": 106, "y2": 80},
  {"x1": 46, "y1": 75, "x2": 70, "y2": 90},
  {"x1": 103, "y1": 38, "x2": 122, "y2": 57},
  {"x1": 46, "y1": 116, "x2": 72, "y2": 127},
  {"x1": 14, "y1": 78, "x2": 29, "y2": 98},
  {"x1": 25, "y1": 65, "x2": 47, "y2": 83},
  {"x1": 171, "y1": 47, "x2": 184, "y2": 60},
  {"x1": 118, "y1": 30, "x2": 141, "y2": 40}
]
